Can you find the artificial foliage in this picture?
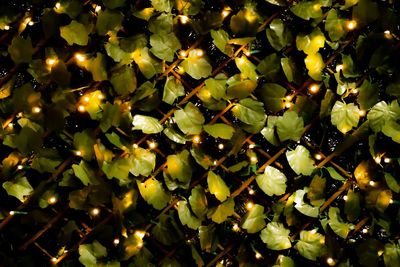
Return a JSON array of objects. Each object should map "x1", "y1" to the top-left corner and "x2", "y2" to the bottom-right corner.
[{"x1": 0, "y1": 0, "x2": 399, "y2": 266}]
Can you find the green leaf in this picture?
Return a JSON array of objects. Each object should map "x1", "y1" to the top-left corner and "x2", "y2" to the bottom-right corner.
[
  {"x1": 60, "y1": 20, "x2": 89, "y2": 46},
  {"x1": 258, "y1": 83, "x2": 286, "y2": 112},
  {"x1": 103, "y1": 0, "x2": 126, "y2": 9},
  {"x1": 78, "y1": 240, "x2": 107, "y2": 267},
  {"x1": 205, "y1": 75, "x2": 227, "y2": 100},
  {"x1": 99, "y1": 102, "x2": 121, "y2": 132},
  {"x1": 166, "y1": 150, "x2": 192, "y2": 183},
  {"x1": 307, "y1": 175, "x2": 326, "y2": 206},
  {"x1": 84, "y1": 53, "x2": 108, "y2": 81},
  {"x1": 296, "y1": 28, "x2": 325, "y2": 55},
  {"x1": 344, "y1": 189, "x2": 361, "y2": 222},
  {"x1": 241, "y1": 204, "x2": 266, "y2": 233},
  {"x1": 96, "y1": 9, "x2": 123, "y2": 35},
  {"x1": 132, "y1": 115, "x2": 163, "y2": 134},
  {"x1": 235, "y1": 56, "x2": 258, "y2": 81},
  {"x1": 229, "y1": 9, "x2": 259, "y2": 36},
  {"x1": 189, "y1": 185, "x2": 208, "y2": 219},
  {"x1": 273, "y1": 256, "x2": 295, "y2": 267},
  {"x1": 72, "y1": 161, "x2": 100, "y2": 186},
  {"x1": 326, "y1": 167, "x2": 345, "y2": 181},
  {"x1": 110, "y1": 66, "x2": 137, "y2": 96},
  {"x1": 256, "y1": 53, "x2": 281, "y2": 82},
  {"x1": 180, "y1": 50, "x2": 212, "y2": 80},
  {"x1": 163, "y1": 76, "x2": 185, "y2": 105},
  {"x1": 294, "y1": 230, "x2": 326, "y2": 261},
  {"x1": 290, "y1": 1, "x2": 324, "y2": 20},
  {"x1": 8, "y1": 36, "x2": 33, "y2": 64},
  {"x1": 358, "y1": 80, "x2": 378, "y2": 110},
  {"x1": 102, "y1": 158, "x2": 131, "y2": 183},
  {"x1": 232, "y1": 98, "x2": 266, "y2": 126},
  {"x1": 163, "y1": 127, "x2": 187, "y2": 144},
  {"x1": 137, "y1": 178, "x2": 171, "y2": 210},
  {"x1": 203, "y1": 123, "x2": 235, "y2": 140},
  {"x1": 174, "y1": 102, "x2": 205, "y2": 135},
  {"x1": 367, "y1": 101, "x2": 400, "y2": 132},
  {"x1": 73, "y1": 130, "x2": 95, "y2": 161},
  {"x1": 12, "y1": 127, "x2": 43, "y2": 155},
  {"x1": 304, "y1": 53, "x2": 325, "y2": 81},
  {"x1": 177, "y1": 200, "x2": 202, "y2": 230},
  {"x1": 31, "y1": 157, "x2": 62, "y2": 174},
  {"x1": 150, "y1": 32, "x2": 181, "y2": 62},
  {"x1": 328, "y1": 207, "x2": 354, "y2": 239},
  {"x1": 54, "y1": 0, "x2": 83, "y2": 18},
  {"x1": 256, "y1": 166, "x2": 287, "y2": 196},
  {"x1": 281, "y1": 57, "x2": 298, "y2": 83},
  {"x1": 331, "y1": 101, "x2": 360, "y2": 133},
  {"x1": 319, "y1": 89, "x2": 335, "y2": 118},
  {"x1": 207, "y1": 171, "x2": 230, "y2": 202},
  {"x1": 261, "y1": 116, "x2": 279, "y2": 146},
  {"x1": 152, "y1": 214, "x2": 180, "y2": 246},
  {"x1": 385, "y1": 173, "x2": 400, "y2": 193},
  {"x1": 276, "y1": 111, "x2": 304, "y2": 142},
  {"x1": 151, "y1": 0, "x2": 173, "y2": 12},
  {"x1": 199, "y1": 224, "x2": 215, "y2": 252},
  {"x1": 384, "y1": 242, "x2": 400, "y2": 267},
  {"x1": 260, "y1": 222, "x2": 292, "y2": 250},
  {"x1": 210, "y1": 29, "x2": 233, "y2": 56},
  {"x1": 132, "y1": 47, "x2": 163, "y2": 79},
  {"x1": 293, "y1": 189, "x2": 319, "y2": 217},
  {"x1": 2, "y1": 176, "x2": 33, "y2": 202},
  {"x1": 105, "y1": 41, "x2": 132, "y2": 63},
  {"x1": 210, "y1": 198, "x2": 235, "y2": 224},
  {"x1": 356, "y1": 239, "x2": 383, "y2": 267},
  {"x1": 352, "y1": 0, "x2": 379, "y2": 26},
  {"x1": 130, "y1": 147, "x2": 156, "y2": 177},
  {"x1": 226, "y1": 75, "x2": 257, "y2": 100},
  {"x1": 341, "y1": 53, "x2": 360, "y2": 78},
  {"x1": 266, "y1": 18, "x2": 292, "y2": 51},
  {"x1": 325, "y1": 9, "x2": 346, "y2": 41}
]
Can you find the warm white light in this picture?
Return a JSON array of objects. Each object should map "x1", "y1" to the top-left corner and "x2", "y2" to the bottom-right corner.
[
  {"x1": 246, "y1": 202, "x2": 254, "y2": 210},
  {"x1": 17, "y1": 165, "x2": 23, "y2": 170},
  {"x1": 179, "y1": 50, "x2": 188, "y2": 58},
  {"x1": 369, "y1": 181, "x2": 376, "y2": 186},
  {"x1": 9, "y1": 211, "x2": 15, "y2": 215},
  {"x1": 55, "y1": 3, "x2": 61, "y2": 9},
  {"x1": 113, "y1": 238, "x2": 120, "y2": 245},
  {"x1": 314, "y1": 153, "x2": 322, "y2": 160},
  {"x1": 310, "y1": 229, "x2": 317, "y2": 234},
  {"x1": 75, "y1": 150, "x2": 82, "y2": 156},
  {"x1": 135, "y1": 230, "x2": 146, "y2": 239},
  {"x1": 327, "y1": 258, "x2": 335, "y2": 266},
  {"x1": 180, "y1": 15, "x2": 189, "y2": 24},
  {"x1": 285, "y1": 102, "x2": 292, "y2": 108},
  {"x1": 362, "y1": 228, "x2": 368, "y2": 234},
  {"x1": 196, "y1": 49, "x2": 204, "y2": 57},
  {"x1": 97, "y1": 93, "x2": 104, "y2": 100},
  {"x1": 255, "y1": 252, "x2": 262, "y2": 259},
  {"x1": 358, "y1": 110, "x2": 366, "y2": 116},
  {"x1": 94, "y1": 5, "x2": 101, "y2": 12},
  {"x1": 343, "y1": 195, "x2": 348, "y2": 201},
  {"x1": 48, "y1": 196, "x2": 57, "y2": 204},
  {"x1": 133, "y1": 143, "x2": 138, "y2": 149},
  {"x1": 7, "y1": 123, "x2": 13, "y2": 129},
  {"x1": 149, "y1": 142, "x2": 157, "y2": 149},
  {"x1": 245, "y1": 50, "x2": 251, "y2": 56},
  {"x1": 218, "y1": 143, "x2": 224, "y2": 150},
  {"x1": 51, "y1": 257, "x2": 58, "y2": 263},
  {"x1": 24, "y1": 17, "x2": 32, "y2": 25},
  {"x1": 351, "y1": 88, "x2": 358, "y2": 94},
  {"x1": 384, "y1": 30, "x2": 391, "y2": 38},
  {"x1": 336, "y1": 64, "x2": 344, "y2": 72},
  {"x1": 4, "y1": 25, "x2": 10, "y2": 30},
  {"x1": 374, "y1": 156, "x2": 381, "y2": 164},
  {"x1": 346, "y1": 20, "x2": 357, "y2": 30},
  {"x1": 309, "y1": 84, "x2": 319, "y2": 94},
  {"x1": 248, "y1": 144, "x2": 255, "y2": 149},
  {"x1": 249, "y1": 189, "x2": 255, "y2": 195},
  {"x1": 232, "y1": 223, "x2": 240, "y2": 232},
  {"x1": 32, "y1": 106, "x2": 41, "y2": 114},
  {"x1": 250, "y1": 156, "x2": 257, "y2": 163},
  {"x1": 78, "y1": 105, "x2": 86, "y2": 112},
  {"x1": 193, "y1": 135, "x2": 201, "y2": 144},
  {"x1": 91, "y1": 208, "x2": 100, "y2": 216},
  {"x1": 384, "y1": 158, "x2": 391, "y2": 163},
  {"x1": 222, "y1": 7, "x2": 231, "y2": 18},
  {"x1": 46, "y1": 58, "x2": 57, "y2": 66},
  {"x1": 389, "y1": 199, "x2": 394, "y2": 204},
  {"x1": 75, "y1": 53, "x2": 86, "y2": 62},
  {"x1": 83, "y1": 96, "x2": 90, "y2": 102},
  {"x1": 28, "y1": 21, "x2": 34, "y2": 26}
]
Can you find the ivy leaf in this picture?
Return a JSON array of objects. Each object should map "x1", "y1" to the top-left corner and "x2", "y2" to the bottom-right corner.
[
  {"x1": 331, "y1": 101, "x2": 360, "y2": 133},
  {"x1": 328, "y1": 207, "x2": 354, "y2": 239},
  {"x1": 72, "y1": 161, "x2": 100, "y2": 186},
  {"x1": 205, "y1": 75, "x2": 227, "y2": 100},
  {"x1": 367, "y1": 101, "x2": 400, "y2": 132},
  {"x1": 130, "y1": 147, "x2": 156, "y2": 177},
  {"x1": 266, "y1": 18, "x2": 292, "y2": 51},
  {"x1": 174, "y1": 102, "x2": 205, "y2": 135},
  {"x1": 163, "y1": 127, "x2": 187, "y2": 144},
  {"x1": 358, "y1": 80, "x2": 378, "y2": 110},
  {"x1": 344, "y1": 189, "x2": 361, "y2": 222},
  {"x1": 132, "y1": 47, "x2": 163, "y2": 79},
  {"x1": 84, "y1": 53, "x2": 108, "y2": 81},
  {"x1": 10, "y1": 127, "x2": 43, "y2": 155},
  {"x1": 290, "y1": 1, "x2": 324, "y2": 20},
  {"x1": 177, "y1": 200, "x2": 202, "y2": 230},
  {"x1": 307, "y1": 175, "x2": 326, "y2": 206},
  {"x1": 296, "y1": 28, "x2": 325, "y2": 55},
  {"x1": 235, "y1": 56, "x2": 258, "y2": 81},
  {"x1": 60, "y1": 20, "x2": 89, "y2": 46},
  {"x1": 261, "y1": 116, "x2": 279, "y2": 146},
  {"x1": 151, "y1": 0, "x2": 173, "y2": 12},
  {"x1": 352, "y1": 0, "x2": 379, "y2": 26},
  {"x1": 229, "y1": 9, "x2": 259, "y2": 36},
  {"x1": 294, "y1": 230, "x2": 326, "y2": 261},
  {"x1": 325, "y1": 9, "x2": 346, "y2": 41},
  {"x1": 293, "y1": 189, "x2": 319, "y2": 217},
  {"x1": 319, "y1": 89, "x2": 335, "y2": 118},
  {"x1": 199, "y1": 224, "x2": 215, "y2": 252},
  {"x1": 241, "y1": 204, "x2": 266, "y2": 233},
  {"x1": 2, "y1": 176, "x2": 33, "y2": 202},
  {"x1": 376, "y1": 190, "x2": 392, "y2": 213},
  {"x1": 256, "y1": 166, "x2": 287, "y2": 196},
  {"x1": 226, "y1": 75, "x2": 257, "y2": 100},
  {"x1": 99, "y1": 102, "x2": 121, "y2": 132},
  {"x1": 207, "y1": 171, "x2": 230, "y2": 202},
  {"x1": 110, "y1": 66, "x2": 137, "y2": 96},
  {"x1": 132, "y1": 115, "x2": 163, "y2": 134},
  {"x1": 150, "y1": 32, "x2": 181, "y2": 62},
  {"x1": 96, "y1": 9, "x2": 123, "y2": 35},
  {"x1": 203, "y1": 124, "x2": 235, "y2": 140},
  {"x1": 232, "y1": 98, "x2": 266, "y2": 126},
  {"x1": 325, "y1": 167, "x2": 345, "y2": 181},
  {"x1": 341, "y1": 54, "x2": 360, "y2": 78},
  {"x1": 78, "y1": 240, "x2": 107, "y2": 267},
  {"x1": 287, "y1": 145, "x2": 315, "y2": 175},
  {"x1": 8, "y1": 36, "x2": 33, "y2": 64},
  {"x1": 152, "y1": 214, "x2": 180, "y2": 246},
  {"x1": 73, "y1": 130, "x2": 95, "y2": 161},
  {"x1": 189, "y1": 185, "x2": 208, "y2": 219},
  {"x1": 210, "y1": 29, "x2": 233, "y2": 56},
  {"x1": 256, "y1": 53, "x2": 281, "y2": 82},
  {"x1": 276, "y1": 111, "x2": 304, "y2": 142},
  {"x1": 304, "y1": 53, "x2": 325, "y2": 81},
  {"x1": 137, "y1": 178, "x2": 170, "y2": 210},
  {"x1": 180, "y1": 50, "x2": 212, "y2": 80},
  {"x1": 54, "y1": 0, "x2": 83, "y2": 18},
  {"x1": 163, "y1": 76, "x2": 185, "y2": 105},
  {"x1": 384, "y1": 242, "x2": 400, "y2": 267},
  {"x1": 31, "y1": 157, "x2": 62, "y2": 174},
  {"x1": 209, "y1": 198, "x2": 235, "y2": 224},
  {"x1": 260, "y1": 222, "x2": 292, "y2": 250},
  {"x1": 273, "y1": 256, "x2": 295, "y2": 267},
  {"x1": 103, "y1": 0, "x2": 126, "y2": 9},
  {"x1": 102, "y1": 158, "x2": 131, "y2": 183},
  {"x1": 258, "y1": 83, "x2": 286, "y2": 112},
  {"x1": 166, "y1": 150, "x2": 192, "y2": 183},
  {"x1": 384, "y1": 173, "x2": 400, "y2": 193},
  {"x1": 281, "y1": 57, "x2": 300, "y2": 83}
]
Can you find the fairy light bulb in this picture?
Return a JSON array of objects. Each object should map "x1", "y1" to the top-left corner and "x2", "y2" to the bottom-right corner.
[
  {"x1": 232, "y1": 223, "x2": 240, "y2": 232},
  {"x1": 327, "y1": 258, "x2": 335, "y2": 266},
  {"x1": 346, "y1": 20, "x2": 357, "y2": 30},
  {"x1": 4, "y1": 25, "x2": 10, "y2": 30},
  {"x1": 78, "y1": 105, "x2": 86, "y2": 112},
  {"x1": 180, "y1": 15, "x2": 189, "y2": 24},
  {"x1": 133, "y1": 143, "x2": 138, "y2": 149},
  {"x1": 309, "y1": 84, "x2": 319, "y2": 94},
  {"x1": 179, "y1": 50, "x2": 187, "y2": 58},
  {"x1": 94, "y1": 5, "x2": 101, "y2": 12},
  {"x1": 91, "y1": 208, "x2": 100, "y2": 216},
  {"x1": 249, "y1": 189, "x2": 255, "y2": 195},
  {"x1": 17, "y1": 165, "x2": 23, "y2": 170},
  {"x1": 362, "y1": 228, "x2": 368, "y2": 234},
  {"x1": 75, "y1": 53, "x2": 86, "y2": 62},
  {"x1": 218, "y1": 143, "x2": 224, "y2": 150},
  {"x1": 315, "y1": 153, "x2": 322, "y2": 160},
  {"x1": 245, "y1": 50, "x2": 251, "y2": 56},
  {"x1": 222, "y1": 7, "x2": 231, "y2": 18},
  {"x1": 135, "y1": 230, "x2": 146, "y2": 239},
  {"x1": 374, "y1": 155, "x2": 381, "y2": 164},
  {"x1": 51, "y1": 257, "x2": 58, "y2": 263},
  {"x1": 358, "y1": 110, "x2": 366, "y2": 116},
  {"x1": 246, "y1": 202, "x2": 254, "y2": 210},
  {"x1": 196, "y1": 49, "x2": 204, "y2": 57},
  {"x1": 75, "y1": 150, "x2": 82, "y2": 156},
  {"x1": 285, "y1": 102, "x2": 292, "y2": 108},
  {"x1": 149, "y1": 141, "x2": 157, "y2": 149},
  {"x1": 193, "y1": 135, "x2": 201, "y2": 144},
  {"x1": 97, "y1": 93, "x2": 104, "y2": 100},
  {"x1": 113, "y1": 238, "x2": 120, "y2": 245},
  {"x1": 250, "y1": 156, "x2": 257, "y2": 163},
  {"x1": 369, "y1": 181, "x2": 376, "y2": 186},
  {"x1": 389, "y1": 199, "x2": 394, "y2": 204},
  {"x1": 48, "y1": 196, "x2": 57, "y2": 204},
  {"x1": 336, "y1": 64, "x2": 344, "y2": 72},
  {"x1": 384, "y1": 157, "x2": 391, "y2": 163},
  {"x1": 351, "y1": 88, "x2": 359, "y2": 94},
  {"x1": 28, "y1": 21, "x2": 34, "y2": 26},
  {"x1": 343, "y1": 195, "x2": 348, "y2": 201},
  {"x1": 9, "y1": 211, "x2": 15, "y2": 215},
  {"x1": 310, "y1": 229, "x2": 317, "y2": 234},
  {"x1": 248, "y1": 143, "x2": 255, "y2": 149},
  {"x1": 32, "y1": 106, "x2": 41, "y2": 114},
  {"x1": 255, "y1": 252, "x2": 262, "y2": 259},
  {"x1": 83, "y1": 96, "x2": 90, "y2": 102},
  {"x1": 46, "y1": 58, "x2": 57, "y2": 66},
  {"x1": 55, "y1": 2, "x2": 61, "y2": 9}
]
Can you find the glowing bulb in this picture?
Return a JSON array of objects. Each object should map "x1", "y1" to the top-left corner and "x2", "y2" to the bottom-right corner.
[
  {"x1": 336, "y1": 64, "x2": 344, "y2": 72},
  {"x1": 48, "y1": 196, "x2": 57, "y2": 204},
  {"x1": 83, "y1": 96, "x2": 90, "y2": 102},
  {"x1": 135, "y1": 230, "x2": 146, "y2": 239},
  {"x1": 51, "y1": 257, "x2": 58, "y2": 263},
  {"x1": 218, "y1": 143, "x2": 224, "y2": 150},
  {"x1": 133, "y1": 143, "x2": 138, "y2": 149},
  {"x1": 232, "y1": 223, "x2": 240, "y2": 232},
  {"x1": 358, "y1": 110, "x2": 366, "y2": 116},
  {"x1": 75, "y1": 150, "x2": 82, "y2": 156},
  {"x1": 91, "y1": 208, "x2": 100, "y2": 216},
  {"x1": 309, "y1": 84, "x2": 319, "y2": 94},
  {"x1": 9, "y1": 211, "x2": 15, "y2": 215},
  {"x1": 179, "y1": 50, "x2": 187, "y2": 58},
  {"x1": 378, "y1": 250, "x2": 384, "y2": 256},
  {"x1": 28, "y1": 21, "x2": 34, "y2": 26},
  {"x1": 374, "y1": 156, "x2": 381, "y2": 164},
  {"x1": 4, "y1": 25, "x2": 10, "y2": 30},
  {"x1": 193, "y1": 135, "x2": 201, "y2": 144},
  {"x1": 97, "y1": 93, "x2": 104, "y2": 100},
  {"x1": 351, "y1": 88, "x2": 358, "y2": 94},
  {"x1": 310, "y1": 229, "x2": 317, "y2": 234},
  {"x1": 94, "y1": 5, "x2": 101, "y2": 12},
  {"x1": 327, "y1": 258, "x2": 335, "y2": 266},
  {"x1": 314, "y1": 153, "x2": 322, "y2": 160},
  {"x1": 113, "y1": 238, "x2": 120, "y2": 245},
  {"x1": 346, "y1": 20, "x2": 357, "y2": 30},
  {"x1": 248, "y1": 144, "x2": 255, "y2": 149},
  {"x1": 250, "y1": 156, "x2": 257, "y2": 163},
  {"x1": 78, "y1": 105, "x2": 86, "y2": 112},
  {"x1": 249, "y1": 189, "x2": 255, "y2": 195},
  {"x1": 362, "y1": 228, "x2": 368, "y2": 234},
  {"x1": 180, "y1": 15, "x2": 189, "y2": 24},
  {"x1": 7, "y1": 123, "x2": 13, "y2": 130},
  {"x1": 149, "y1": 142, "x2": 157, "y2": 149},
  {"x1": 222, "y1": 7, "x2": 231, "y2": 18},
  {"x1": 384, "y1": 158, "x2": 391, "y2": 163},
  {"x1": 32, "y1": 106, "x2": 41, "y2": 114},
  {"x1": 369, "y1": 181, "x2": 376, "y2": 186},
  {"x1": 285, "y1": 102, "x2": 292, "y2": 108},
  {"x1": 46, "y1": 58, "x2": 57, "y2": 66},
  {"x1": 246, "y1": 202, "x2": 254, "y2": 210},
  {"x1": 255, "y1": 252, "x2": 262, "y2": 259},
  {"x1": 75, "y1": 53, "x2": 86, "y2": 62},
  {"x1": 389, "y1": 199, "x2": 394, "y2": 204},
  {"x1": 196, "y1": 49, "x2": 204, "y2": 57},
  {"x1": 245, "y1": 50, "x2": 251, "y2": 56},
  {"x1": 384, "y1": 30, "x2": 391, "y2": 38},
  {"x1": 17, "y1": 165, "x2": 23, "y2": 170},
  {"x1": 176, "y1": 66, "x2": 185, "y2": 74},
  {"x1": 55, "y1": 2, "x2": 61, "y2": 9},
  {"x1": 343, "y1": 195, "x2": 348, "y2": 201}
]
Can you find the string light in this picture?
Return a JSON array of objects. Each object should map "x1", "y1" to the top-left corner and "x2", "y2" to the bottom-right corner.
[
  {"x1": 384, "y1": 30, "x2": 391, "y2": 38},
  {"x1": 232, "y1": 223, "x2": 240, "y2": 232},
  {"x1": 83, "y1": 96, "x2": 90, "y2": 102},
  {"x1": 113, "y1": 238, "x2": 120, "y2": 245},
  {"x1": 358, "y1": 110, "x2": 366, "y2": 116},
  {"x1": 46, "y1": 57, "x2": 57, "y2": 66},
  {"x1": 48, "y1": 196, "x2": 57, "y2": 204},
  {"x1": 9, "y1": 211, "x2": 15, "y2": 215},
  {"x1": 244, "y1": 50, "x2": 251, "y2": 56},
  {"x1": 369, "y1": 181, "x2": 376, "y2": 186},
  {"x1": 248, "y1": 143, "x2": 255, "y2": 149},
  {"x1": 255, "y1": 252, "x2": 262, "y2": 259},
  {"x1": 308, "y1": 84, "x2": 319, "y2": 94},
  {"x1": 135, "y1": 230, "x2": 146, "y2": 239},
  {"x1": 351, "y1": 88, "x2": 358, "y2": 94},
  {"x1": 378, "y1": 250, "x2": 384, "y2": 256},
  {"x1": 250, "y1": 156, "x2": 257, "y2": 163},
  {"x1": 75, "y1": 150, "x2": 82, "y2": 156},
  {"x1": 222, "y1": 7, "x2": 231, "y2": 18},
  {"x1": 97, "y1": 93, "x2": 104, "y2": 100},
  {"x1": 4, "y1": 25, "x2": 10, "y2": 30},
  {"x1": 249, "y1": 189, "x2": 255, "y2": 195},
  {"x1": 285, "y1": 95, "x2": 293, "y2": 101},
  {"x1": 149, "y1": 142, "x2": 157, "y2": 149},
  {"x1": 285, "y1": 102, "x2": 292, "y2": 108},
  {"x1": 310, "y1": 229, "x2": 317, "y2": 234},
  {"x1": 218, "y1": 143, "x2": 224, "y2": 150},
  {"x1": 7, "y1": 123, "x2": 13, "y2": 130},
  {"x1": 94, "y1": 5, "x2": 102, "y2": 12},
  {"x1": 246, "y1": 202, "x2": 254, "y2": 210},
  {"x1": 384, "y1": 157, "x2": 391, "y2": 163},
  {"x1": 78, "y1": 105, "x2": 86, "y2": 112},
  {"x1": 51, "y1": 257, "x2": 58, "y2": 263},
  {"x1": 75, "y1": 53, "x2": 86, "y2": 62},
  {"x1": 336, "y1": 64, "x2": 344, "y2": 72},
  {"x1": 327, "y1": 258, "x2": 335, "y2": 266},
  {"x1": 374, "y1": 155, "x2": 381, "y2": 164},
  {"x1": 180, "y1": 15, "x2": 189, "y2": 24},
  {"x1": 32, "y1": 106, "x2": 41, "y2": 114},
  {"x1": 196, "y1": 49, "x2": 204, "y2": 57},
  {"x1": 389, "y1": 199, "x2": 394, "y2": 204},
  {"x1": 17, "y1": 165, "x2": 23, "y2": 170},
  {"x1": 314, "y1": 153, "x2": 322, "y2": 160},
  {"x1": 133, "y1": 143, "x2": 138, "y2": 149},
  {"x1": 91, "y1": 208, "x2": 100, "y2": 216},
  {"x1": 343, "y1": 195, "x2": 348, "y2": 201},
  {"x1": 193, "y1": 135, "x2": 201, "y2": 144},
  {"x1": 362, "y1": 228, "x2": 368, "y2": 234},
  {"x1": 179, "y1": 50, "x2": 188, "y2": 58},
  {"x1": 55, "y1": 2, "x2": 61, "y2": 9},
  {"x1": 346, "y1": 20, "x2": 357, "y2": 30},
  {"x1": 28, "y1": 21, "x2": 34, "y2": 26}
]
